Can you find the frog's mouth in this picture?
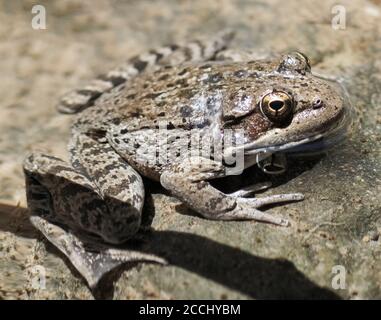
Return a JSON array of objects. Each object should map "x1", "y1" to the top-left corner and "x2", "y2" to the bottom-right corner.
[
  {"x1": 242, "y1": 106, "x2": 351, "y2": 156},
  {"x1": 241, "y1": 81, "x2": 354, "y2": 156}
]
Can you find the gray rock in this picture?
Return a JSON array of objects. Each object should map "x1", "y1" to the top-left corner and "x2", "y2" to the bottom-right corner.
[{"x1": 0, "y1": 0, "x2": 380, "y2": 299}]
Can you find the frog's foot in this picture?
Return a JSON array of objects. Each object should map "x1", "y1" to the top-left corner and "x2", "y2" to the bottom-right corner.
[
  {"x1": 161, "y1": 156, "x2": 304, "y2": 227},
  {"x1": 30, "y1": 215, "x2": 166, "y2": 288},
  {"x1": 228, "y1": 193, "x2": 304, "y2": 226}
]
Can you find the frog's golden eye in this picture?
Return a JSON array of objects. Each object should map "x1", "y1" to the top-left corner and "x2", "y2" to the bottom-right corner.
[{"x1": 260, "y1": 91, "x2": 294, "y2": 123}]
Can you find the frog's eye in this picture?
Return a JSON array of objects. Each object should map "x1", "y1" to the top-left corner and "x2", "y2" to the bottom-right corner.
[
  {"x1": 278, "y1": 51, "x2": 311, "y2": 75},
  {"x1": 260, "y1": 91, "x2": 294, "y2": 123}
]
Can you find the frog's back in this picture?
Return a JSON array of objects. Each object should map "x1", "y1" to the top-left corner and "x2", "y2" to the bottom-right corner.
[{"x1": 95, "y1": 60, "x2": 279, "y2": 129}]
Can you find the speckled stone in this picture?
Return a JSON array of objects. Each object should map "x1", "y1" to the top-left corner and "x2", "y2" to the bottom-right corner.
[{"x1": 0, "y1": 0, "x2": 380, "y2": 299}]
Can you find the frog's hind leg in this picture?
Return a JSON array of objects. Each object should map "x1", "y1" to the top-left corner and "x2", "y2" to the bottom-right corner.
[
  {"x1": 23, "y1": 145, "x2": 166, "y2": 288},
  {"x1": 58, "y1": 30, "x2": 234, "y2": 114},
  {"x1": 29, "y1": 215, "x2": 165, "y2": 288}
]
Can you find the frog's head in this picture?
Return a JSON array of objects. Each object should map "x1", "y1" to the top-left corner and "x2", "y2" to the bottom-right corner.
[{"x1": 225, "y1": 52, "x2": 350, "y2": 156}]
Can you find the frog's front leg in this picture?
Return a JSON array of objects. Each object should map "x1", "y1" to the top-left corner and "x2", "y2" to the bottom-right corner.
[
  {"x1": 23, "y1": 133, "x2": 165, "y2": 287},
  {"x1": 160, "y1": 157, "x2": 304, "y2": 226}
]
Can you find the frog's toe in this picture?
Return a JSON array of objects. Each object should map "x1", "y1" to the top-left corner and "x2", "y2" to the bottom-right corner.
[
  {"x1": 241, "y1": 192, "x2": 305, "y2": 208},
  {"x1": 30, "y1": 215, "x2": 167, "y2": 289},
  {"x1": 229, "y1": 182, "x2": 272, "y2": 198},
  {"x1": 228, "y1": 204, "x2": 290, "y2": 226}
]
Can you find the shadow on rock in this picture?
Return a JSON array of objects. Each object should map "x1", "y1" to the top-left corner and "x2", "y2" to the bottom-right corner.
[
  {"x1": 141, "y1": 230, "x2": 340, "y2": 300},
  {"x1": 1, "y1": 188, "x2": 340, "y2": 300}
]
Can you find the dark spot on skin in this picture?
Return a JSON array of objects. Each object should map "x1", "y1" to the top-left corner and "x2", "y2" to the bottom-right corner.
[
  {"x1": 158, "y1": 74, "x2": 170, "y2": 81},
  {"x1": 149, "y1": 49, "x2": 164, "y2": 62},
  {"x1": 166, "y1": 82, "x2": 175, "y2": 88},
  {"x1": 134, "y1": 142, "x2": 140, "y2": 148},
  {"x1": 132, "y1": 194, "x2": 143, "y2": 205},
  {"x1": 157, "y1": 112, "x2": 166, "y2": 116},
  {"x1": 204, "y1": 73, "x2": 223, "y2": 84},
  {"x1": 178, "y1": 68, "x2": 189, "y2": 76},
  {"x1": 241, "y1": 94, "x2": 248, "y2": 102},
  {"x1": 114, "y1": 138, "x2": 120, "y2": 144},
  {"x1": 179, "y1": 89, "x2": 196, "y2": 99},
  {"x1": 108, "y1": 76, "x2": 126, "y2": 86},
  {"x1": 112, "y1": 118, "x2": 121, "y2": 125},
  {"x1": 234, "y1": 70, "x2": 247, "y2": 78},
  {"x1": 132, "y1": 58, "x2": 148, "y2": 72},
  {"x1": 175, "y1": 78, "x2": 188, "y2": 87},
  {"x1": 199, "y1": 64, "x2": 212, "y2": 69},
  {"x1": 168, "y1": 122, "x2": 175, "y2": 129},
  {"x1": 143, "y1": 83, "x2": 149, "y2": 89},
  {"x1": 248, "y1": 71, "x2": 260, "y2": 79},
  {"x1": 128, "y1": 174, "x2": 138, "y2": 183},
  {"x1": 98, "y1": 74, "x2": 126, "y2": 87},
  {"x1": 143, "y1": 92, "x2": 164, "y2": 100},
  {"x1": 77, "y1": 89, "x2": 102, "y2": 97},
  {"x1": 196, "y1": 120, "x2": 210, "y2": 128},
  {"x1": 183, "y1": 47, "x2": 193, "y2": 60},
  {"x1": 127, "y1": 93, "x2": 136, "y2": 100},
  {"x1": 300, "y1": 83, "x2": 308, "y2": 87},
  {"x1": 120, "y1": 128, "x2": 128, "y2": 134},
  {"x1": 130, "y1": 111, "x2": 141, "y2": 117},
  {"x1": 123, "y1": 138, "x2": 130, "y2": 143},
  {"x1": 208, "y1": 197, "x2": 222, "y2": 211},
  {"x1": 180, "y1": 105, "x2": 193, "y2": 117},
  {"x1": 156, "y1": 101, "x2": 166, "y2": 107},
  {"x1": 168, "y1": 44, "x2": 179, "y2": 51}
]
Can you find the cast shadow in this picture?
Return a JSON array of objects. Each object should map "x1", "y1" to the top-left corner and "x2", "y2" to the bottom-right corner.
[{"x1": 0, "y1": 200, "x2": 339, "y2": 300}]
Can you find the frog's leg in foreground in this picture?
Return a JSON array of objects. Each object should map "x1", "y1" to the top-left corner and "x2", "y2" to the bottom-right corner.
[
  {"x1": 23, "y1": 132, "x2": 167, "y2": 288},
  {"x1": 160, "y1": 157, "x2": 304, "y2": 226},
  {"x1": 57, "y1": 30, "x2": 235, "y2": 114}
]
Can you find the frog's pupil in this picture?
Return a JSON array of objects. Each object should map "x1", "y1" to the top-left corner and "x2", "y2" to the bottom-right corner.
[{"x1": 269, "y1": 100, "x2": 284, "y2": 111}]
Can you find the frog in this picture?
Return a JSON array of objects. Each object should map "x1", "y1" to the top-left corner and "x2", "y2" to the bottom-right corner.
[{"x1": 23, "y1": 31, "x2": 348, "y2": 288}]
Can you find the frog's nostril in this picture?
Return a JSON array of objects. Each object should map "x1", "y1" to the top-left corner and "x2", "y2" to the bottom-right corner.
[
  {"x1": 269, "y1": 100, "x2": 285, "y2": 111},
  {"x1": 312, "y1": 98, "x2": 324, "y2": 109}
]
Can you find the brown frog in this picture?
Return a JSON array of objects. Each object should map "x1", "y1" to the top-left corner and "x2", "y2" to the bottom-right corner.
[{"x1": 23, "y1": 31, "x2": 348, "y2": 287}]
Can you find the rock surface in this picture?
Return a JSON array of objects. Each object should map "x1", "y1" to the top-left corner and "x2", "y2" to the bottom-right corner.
[{"x1": 0, "y1": 0, "x2": 380, "y2": 299}]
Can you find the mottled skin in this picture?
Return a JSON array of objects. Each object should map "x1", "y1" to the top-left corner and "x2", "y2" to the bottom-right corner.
[{"x1": 23, "y1": 31, "x2": 346, "y2": 287}]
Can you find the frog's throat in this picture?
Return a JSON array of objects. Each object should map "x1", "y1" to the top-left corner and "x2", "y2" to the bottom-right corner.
[{"x1": 242, "y1": 133, "x2": 324, "y2": 155}]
